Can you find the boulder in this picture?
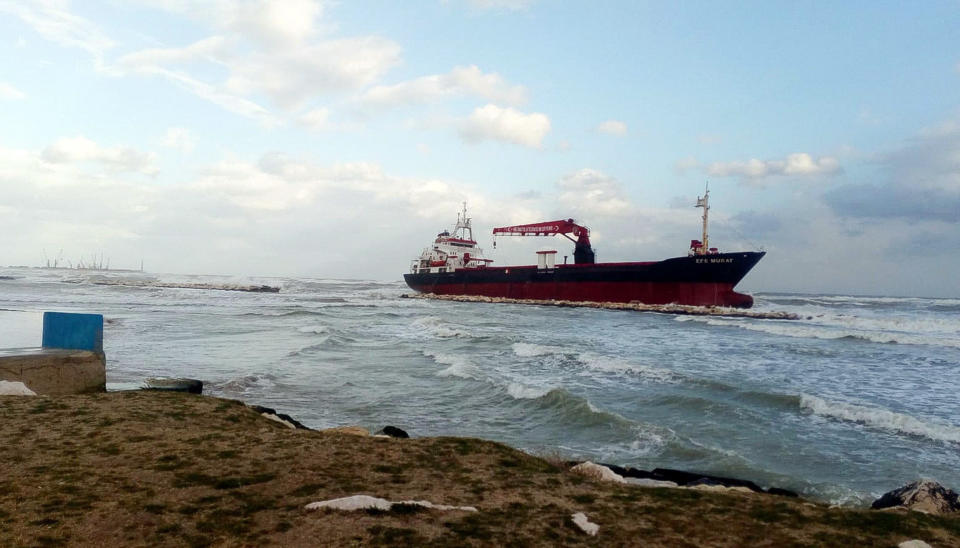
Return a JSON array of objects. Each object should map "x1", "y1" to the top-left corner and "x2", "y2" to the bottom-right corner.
[
  {"x1": 872, "y1": 480, "x2": 960, "y2": 515},
  {"x1": 375, "y1": 426, "x2": 409, "y2": 438},
  {"x1": 144, "y1": 377, "x2": 203, "y2": 394},
  {"x1": 322, "y1": 426, "x2": 371, "y2": 436},
  {"x1": 249, "y1": 405, "x2": 310, "y2": 430},
  {"x1": 898, "y1": 541, "x2": 932, "y2": 548},
  {"x1": 570, "y1": 512, "x2": 599, "y2": 536},
  {"x1": 570, "y1": 462, "x2": 625, "y2": 484}
]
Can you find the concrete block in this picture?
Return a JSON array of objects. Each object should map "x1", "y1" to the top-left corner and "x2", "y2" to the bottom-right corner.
[
  {"x1": 0, "y1": 349, "x2": 105, "y2": 395},
  {"x1": 0, "y1": 311, "x2": 107, "y2": 395},
  {"x1": 42, "y1": 312, "x2": 103, "y2": 353}
]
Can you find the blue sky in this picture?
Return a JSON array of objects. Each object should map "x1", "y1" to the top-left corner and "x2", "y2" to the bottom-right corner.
[{"x1": 1, "y1": 0, "x2": 958, "y2": 296}]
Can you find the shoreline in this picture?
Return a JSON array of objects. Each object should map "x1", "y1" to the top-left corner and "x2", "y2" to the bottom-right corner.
[{"x1": 2, "y1": 390, "x2": 956, "y2": 546}]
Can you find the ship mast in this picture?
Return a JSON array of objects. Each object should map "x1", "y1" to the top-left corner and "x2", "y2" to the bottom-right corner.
[
  {"x1": 455, "y1": 201, "x2": 473, "y2": 241},
  {"x1": 695, "y1": 184, "x2": 709, "y2": 255}
]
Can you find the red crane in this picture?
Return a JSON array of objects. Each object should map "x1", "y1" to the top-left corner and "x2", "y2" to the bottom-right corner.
[{"x1": 492, "y1": 219, "x2": 595, "y2": 264}]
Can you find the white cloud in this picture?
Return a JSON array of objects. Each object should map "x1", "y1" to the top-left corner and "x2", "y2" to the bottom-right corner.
[
  {"x1": 557, "y1": 169, "x2": 630, "y2": 216},
  {"x1": 299, "y1": 107, "x2": 332, "y2": 130},
  {"x1": 0, "y1": 82, "x2": 25, "y2": 100},
  {"x1": 42, "y1": 136, "x2": 158, "y2": 175},
  {"x1": 459, "y1": 104, "x2": 550, "y2": 148},
  {"x1": 596, "y1": 120, "x2": 627, "y2": 136},
  {"x1": 707, "y1": 153, "x2": 841, "y2": 182},
  {"x1": 160, "y1": 127, "x2": 195, "y2": 152},
  {"x1": 0, "y1": 0, "x2": 114, "y2": 60},
  {"x1": 225, "y1": 37, "x2": 402, "y2": 108},
  {"x1": 361, "y1": 65, "x2": 527, "y2": 108}
]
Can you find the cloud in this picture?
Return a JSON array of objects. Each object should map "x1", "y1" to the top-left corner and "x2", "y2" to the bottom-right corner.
[
  {"x1": 299, "y1": 107, "x2": 332, "y2": 130},
  {"x1": 825, "y1": 117, "x2": 960, "y2": 223},
  {"x1": 459, "y1": 104, "x2": 550, "y2": 148},
  {"x1": 0, "y1": 0, "x2": 114, "y2": 60},
  {"x1": 557, "y1": 169, "x2": 630, "y2": 216},
  {"x1": 360, "y1": 65, "x2": 527, "y2": 108},
  {"x1": 160, "y1": 127, "x2": 195, "y2": 152},
  {"x1": 0, "y1": 82, "x2": 25, "y2": 100},
  {"x1": 707, "y1": 153, "x2": 841, "y2": 182},
  {"x1": 596, "y1": 120, "x2": 627, "y2": 136},
  {"x1": 41, "y1": 136, "x2": 158, "y2": 175}
]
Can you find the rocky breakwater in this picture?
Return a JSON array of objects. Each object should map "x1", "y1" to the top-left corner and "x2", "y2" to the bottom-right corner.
[
  {"x1": 93, "y1": 280, "x2": 280, "y2": 293},
  {"x1": 404, "y1": 293, "x2": 799, "y2": 320}
]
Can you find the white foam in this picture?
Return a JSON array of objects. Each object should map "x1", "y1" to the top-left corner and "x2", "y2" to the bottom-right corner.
[
  {"x1": 424, "y1": 351, "x2": 481, "y2": 380},
  {"x1": 576, "y1": 352, "x2": 679, "y2": 383},
  {"x1": 511, "y1": 342, "x2": 570, "y2": 358},
  {"x1": 800, "y1": 394, "x2": 960, "y2": 444},
  {"x1": 506, "y1": 382, "x2": 551, "y2": 400},
  {"x1": 412, "y1": 316, "x2": 472, "y2": 338},
  {"x1": 680, "y1": 315, "x2": 960, "y2": 349}
]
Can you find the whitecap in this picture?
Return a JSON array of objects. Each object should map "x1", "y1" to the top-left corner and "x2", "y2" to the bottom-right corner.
[
  {"x1": 799, "y1": 394, "x2": 960, "y2": 444},
  {"x1": 506, "y1": 382, "x2": 552, "y2": 400}
]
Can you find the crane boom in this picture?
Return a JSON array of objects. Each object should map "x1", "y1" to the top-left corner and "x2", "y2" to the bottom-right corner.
[{"x1": 492, "y1": 219, "x2": 595, "y2": 264}]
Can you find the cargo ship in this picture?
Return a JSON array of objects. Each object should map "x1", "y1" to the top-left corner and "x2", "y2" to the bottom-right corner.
[{"x1": 403, "y1": 190, "x2": 764, "y2": 308}]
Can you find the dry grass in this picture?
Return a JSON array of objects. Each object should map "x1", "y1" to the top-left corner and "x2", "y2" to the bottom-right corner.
[{"x1": 1, "y1": 391, "x2": 958, "y2": 547}]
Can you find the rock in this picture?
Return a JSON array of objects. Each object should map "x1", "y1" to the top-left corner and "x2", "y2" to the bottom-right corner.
[
  {"x1": 249, "y1": 405, "x2": 310, "y2": 430},
  {"x1": 767, "y1": 487, "x2": 800, "y2": 498},
  {"x1": 305, "y1": 495, "x2": 476, "y2": 513},
  {"x1": 570, "y1": 462, "x2": 625, "y2": 484},
  {"x1": 570, "y1": 512, "x2": 599, "y2": 536},
  {"x1": 652, "y1": 468, "x2": 765, "y2": 493},
  {"x1": 872, "y1": 480, "x2": 960, "y2": 515},
  {"x1": 0, "y1": 380, "x2": 36, "y2": 396},
  {"x1": 322, "y1": 426, "x2": 371, "y2": 436},
  {"x1": 898, "y1": 541, "x2": 933, "y2": 548},
  {"x1": 143, "y1": 377, "x2": 203, "y2": 394},
  {"x1": 624, "y1": 478, "x2": 679, "y2": 488},
  {"x1": 375, "y1": 425, "x2": 409, "y2": 438}
]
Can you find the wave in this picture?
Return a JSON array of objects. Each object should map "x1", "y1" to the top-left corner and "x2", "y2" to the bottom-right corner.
[
  {"x1": 298, "y1": 324, "x2": 332, "y2": 335},
  {"x1": 800, "y1": 394, "x2": 960, "y2": 444},
  {"x1": 506, "y1": 382, "x2": 552, "y2": 400},
  {"x1": 424, "y1": 351, "x2": 482, "y2": 380},
  {"x1": 411, "y1": 316, "x2": 474, "y2": 338},
  {"x1": 511, "y1": 343, "x2": 679, "y2": 382},
  {"x1": 676, "y1": 315, "x2": 960, "y2": 349}
]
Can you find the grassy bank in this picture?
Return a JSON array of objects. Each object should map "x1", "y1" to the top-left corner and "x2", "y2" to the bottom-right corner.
[{"x1": 1, "y1": 391, "x2": 957, "y2": 546}]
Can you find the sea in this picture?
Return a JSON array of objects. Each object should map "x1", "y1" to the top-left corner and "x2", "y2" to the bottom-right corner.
[{"x1": 1, "y1": 267, "x2": 959, "y2": 506}]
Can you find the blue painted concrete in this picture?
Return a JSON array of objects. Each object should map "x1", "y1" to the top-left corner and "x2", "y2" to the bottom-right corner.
[{"x1": 41, "y1": 312, "x2": 103, "y2": 353}]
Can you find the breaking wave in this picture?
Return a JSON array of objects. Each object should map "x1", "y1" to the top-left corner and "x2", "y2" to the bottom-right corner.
[
  {"x1": 800, "y1": 394, "x2": 960, "y2": 445},
  {"x1": 411, "y1": 316, "x2": 474, "y2": 338},
  {"x1": 424, "y1": 351, "x2": 482, "y2": 380},
  {"x1": 511, "y1": 342, "x2": 679, "y2": 382},
  {"x1": 676, "y1": 315, "x2": 960, "y2": 349}
]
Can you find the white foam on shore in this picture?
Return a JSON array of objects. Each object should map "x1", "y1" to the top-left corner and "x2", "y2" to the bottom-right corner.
[{"x1": 800, "y1": 394, "x2": 960, "y2": 444}]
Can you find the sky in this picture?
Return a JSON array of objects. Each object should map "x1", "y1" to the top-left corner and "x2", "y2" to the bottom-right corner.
[{"x1": 0, "y1": 0, "x2": 958, "y2": 296}]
